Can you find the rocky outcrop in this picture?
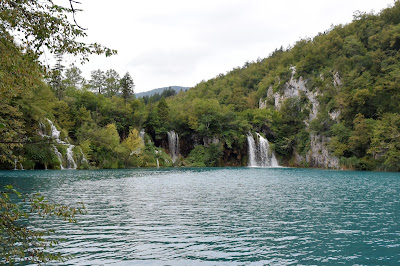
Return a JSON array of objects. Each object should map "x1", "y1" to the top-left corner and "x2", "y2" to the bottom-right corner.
[
  {"x1": 293, "y1": 134, "x2": 339, "y2": 169},
  {"x1": 266, "y1": 67, "x2": 319, "y2": 122},
  {"x1": 264, "y1": 67, "x2": 342, "y2": 169},
  {"x1": 307, "y1": 134, "x2": 339, "y2": 169},
  {"x1": 259, "y1": 98, "x2": 267, "y2": 109},
  {"x1": 333, "y1": 71, "x2": 342, "y2": 87},
  {"x1": 329, "y1": 110, "x2": 341, "y2": 121},
  {"x1": 203, "y1": 136, "x2": 220, "y2": 146}
]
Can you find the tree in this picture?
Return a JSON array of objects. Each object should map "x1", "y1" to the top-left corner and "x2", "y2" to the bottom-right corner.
[
  {"x1": 49, "y1": 53, "x2": 66, "y2": 100},
  {"x1": 120, "y1": 72, "x2": 134, "y2": 103},
  {"x1": 157, "y1": 98, "x2": 170, "y2": 122},
  {"x1": 0, "y1": 185, "x2": 85, "y2": 264},
  {"x1": 369, "y1": 113, "x2": 400, "y2": 171},
  {"x1": 123, "y1": 128, "x2": 144, "y2": 154},
  {"x1": 0, "y1": 0, "x2": 117, "y2": 165},
  {"x1": 89, "y1": 69, "x2": 105, "y2": 94},
  {"x1": 104, "y1": 69, "x2": 120, "y2": 97},
  {"x1": 64, "y1": 65, "x2": 84, "y2": 89},
  {"x1": 0, "y1": 0, "x2": 116, "y2": 63},
  {"x1": 117, "y1": 128, "x2": 145, "y2": 166},
  {"x1": 0, "y1": 32, "x2": 41, "y2": 164}
]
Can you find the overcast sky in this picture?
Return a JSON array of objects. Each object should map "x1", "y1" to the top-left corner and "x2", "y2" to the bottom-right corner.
[{"x1": 68, "y1": 0, "x2": 395, "y2": 93}]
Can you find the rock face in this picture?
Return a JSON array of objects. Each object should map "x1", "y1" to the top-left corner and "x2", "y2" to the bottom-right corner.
[
  {"x1": 203, "y1": 136, "x2": 219, "y2": 146},
  {"x1": 333, "y1": 71, "x2": 343, "y2": 87},
  {"x1": 259, "y1": 98, "x2": 267, "y2": 109},
  {"x1": 267, "y1": 67, "x2": 319, "y2": 122},
  {"x1": 265, "y1": 67, "x2": 340, "y2": 169},
  {"x1": 307, "y1": 134, "x2": 339, "y2": 169}
]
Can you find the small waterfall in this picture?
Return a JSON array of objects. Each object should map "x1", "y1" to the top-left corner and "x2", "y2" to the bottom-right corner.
[
  {"x1": 139, "y1": 129, "x2": 145, "y2": 140},
  {"x1": 156, "y1": 158, "x2": 160, "y2": 168},
  {"x1": 66, "y1": 145, "x2": 77, "y2": 169},
  {"x1": 79, "y1": 147, "x2": 88, "y2": 165},
  {"x1": 13, "y1": 159, "x2": 24, "y2": 170},
  {"x1": 39, "y1": 119, "x2": 78, "y2": 169},
  {"x1": 167, "y1": 130, "x2": 180, "y2": 163},
  {"x1": 53, "y1": 145, "x2": 65, "y2": 170},
  {"x1": 247, "y1": 134, "x2": 257, "y2": 167},
  {"x1": 247, "y1": 132, "x2": 279, "y2": 167}
]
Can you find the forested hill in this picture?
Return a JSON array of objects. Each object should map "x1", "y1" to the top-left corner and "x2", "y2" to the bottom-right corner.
[
  {"x1": 136, "y1": 86, "x2": 190, "y2": 98},
  {"x1": 1, "y1": 2, "x2": 400, "y2": 171},
  {"x1": 164, "y1": 2, "x2": 400, "y2": 171}
]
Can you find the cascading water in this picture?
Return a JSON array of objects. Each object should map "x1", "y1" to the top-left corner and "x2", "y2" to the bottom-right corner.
[
  {"x1": 53, "y1": 145, "x2": 65, "y2": 170},
  {"x1": 66, "y1": 145, "x2": 77, "y2": 169},
  {"x1": 247, "y1": 132, "x2": 279, "y2": 167},
  {"x1": 39, "y1": 119, "x2": 78, "y2": 169},
  {"x1": 139, "y1": 129, "x2": 145, "y2": 140},
  {"x1": 167, "y1": 130, "x2": 180, "y2": 164},
  {"x1": 13, "y1": 159, "x2": 23, "y2": 170}
]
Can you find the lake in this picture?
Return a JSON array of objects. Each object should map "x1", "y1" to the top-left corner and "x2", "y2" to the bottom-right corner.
[{"x1": 1, "y1": 168, "x2": 400, "y2": 265}]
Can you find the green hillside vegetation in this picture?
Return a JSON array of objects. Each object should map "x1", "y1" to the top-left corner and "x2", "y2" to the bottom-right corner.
[{"x1": 1, "y1": 2, "x2": 400, "y2": 171}]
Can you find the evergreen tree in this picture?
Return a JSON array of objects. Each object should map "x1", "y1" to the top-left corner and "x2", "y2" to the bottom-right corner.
[
  {"x1": 120, "y1": 72, "x2": 134, "y2": 103},
  {"x1": 49, "y1": 53, "x2": 65, "y2": 100}
]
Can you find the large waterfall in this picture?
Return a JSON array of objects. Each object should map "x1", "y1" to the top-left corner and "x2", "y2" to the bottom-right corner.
[
  {"x1": 39, "y1": 119, "x2": 81, "y2": 169},
  {"x1": 167, "y1": 130, "x2": 180, "y2": 164},
  {"x1": 247, "y1": 132, "x2": 279, "y2": 167}
]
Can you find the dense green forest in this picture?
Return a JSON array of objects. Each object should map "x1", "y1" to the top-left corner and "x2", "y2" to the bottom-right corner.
[{"x1": 1, "y1": 1, "x2": 400, "y2": 171}]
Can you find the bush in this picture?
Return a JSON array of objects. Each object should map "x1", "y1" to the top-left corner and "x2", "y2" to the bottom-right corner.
[{"x1": 185, "y1": 144, "x2": 223, "y2": 167}]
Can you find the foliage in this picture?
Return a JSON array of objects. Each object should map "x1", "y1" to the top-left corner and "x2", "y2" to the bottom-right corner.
[
  {"x1": 104, "y1": 69, "x2": 121, "y2": 97},
  {"x1": 64, "y1": 64, "x2": 84, "y2": 89},
  {"x1": 185, "y1": 144, "x2": 223, "y2": 167},
  {"x1": 120, "y1": 72, "x2": 135, "y2": 103},
  {"x1": 0, "y1": 185, "x2": 85, "y2": 264},
  {"x1": 3, "y1": 2, "x2": 400, "y2": 171},
  {"x1": 0, "y1": 0, "x2": 116, "y2": 62},
  {"x1": 89, "y1": 69, "x2": 105, "y2": 94}
]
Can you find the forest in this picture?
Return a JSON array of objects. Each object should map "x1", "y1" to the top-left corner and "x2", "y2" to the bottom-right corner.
[{"x1": 1, "y1": 1, "x2": 400, "y2": 171}]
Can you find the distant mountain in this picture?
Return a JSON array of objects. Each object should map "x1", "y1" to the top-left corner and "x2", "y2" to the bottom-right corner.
[{"x1": 136, "y1": 86, "x2": 190, "y2": 98}]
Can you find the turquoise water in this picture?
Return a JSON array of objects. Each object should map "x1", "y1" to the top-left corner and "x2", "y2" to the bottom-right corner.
[{"x1": 1, "y1": 168, "x2": 400, "y2": 265}]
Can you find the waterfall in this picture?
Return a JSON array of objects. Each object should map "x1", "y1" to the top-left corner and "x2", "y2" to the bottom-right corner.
[
  {"x1": 247, "y1": 132, "x2": 279, "y2": 167},
  {"x1": 13, "y1": 159, "x2": 24, "y2": 170},
  {"x1": 167, "y1": 130, "x2": 180, "y2": 163},
  {"x1": 247, "y1": 134, "x2": 257, "y2": 167},
  {"x1": 139, "y1": 129, "x2": 145, "y2": 140},
  {"x1": 53, "y1": 145, "x2": 65, "y2": 170},
  {"x1": 79, "y1": 147, "x2": 88, "y2": 165},
  {"x1": 66, "y1": 145, "x2": 77, "y2": 169},
  {"x1": 39, "y1": 119, "x2": 78, "y2": 169}
]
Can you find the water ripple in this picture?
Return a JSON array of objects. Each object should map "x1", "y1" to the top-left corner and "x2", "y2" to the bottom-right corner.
[{"x1": 1, "y1": 168, "x2": 400, "y2": 264}]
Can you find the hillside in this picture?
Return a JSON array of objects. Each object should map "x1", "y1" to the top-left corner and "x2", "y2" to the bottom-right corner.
[
  {"x1": 162, "y1": 2, "x2": 400, "y2": 171},
  {"x1": 136, "y1": 86, "x2": 190, "y2": 98},
  {"x1": 1, "y1": 2, "x2": 400, "y2": 171}
]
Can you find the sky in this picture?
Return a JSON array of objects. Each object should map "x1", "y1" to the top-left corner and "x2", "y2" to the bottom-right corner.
[{"x1": 66, "y1": 0, "x2": 395, "y2": 93}]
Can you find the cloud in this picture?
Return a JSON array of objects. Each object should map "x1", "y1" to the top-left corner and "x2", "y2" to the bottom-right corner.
[{"x1": 72, "y1": 0, "x2": 394, "y2": 92}]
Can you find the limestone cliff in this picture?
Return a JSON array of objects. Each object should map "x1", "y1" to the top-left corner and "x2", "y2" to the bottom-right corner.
[{"x1": 263, "y1": 67, "x2": 341, "y2": 169}]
